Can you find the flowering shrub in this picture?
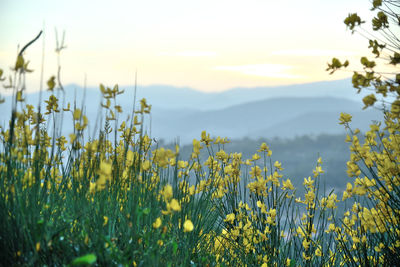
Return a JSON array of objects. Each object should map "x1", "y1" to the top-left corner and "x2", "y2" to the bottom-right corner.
[
  {"x1": 1, "y1": 1, "x2": 399, "y2": 265},
  {"x1": 1, "y1": 57, "x2": 398, "y2": 265}
]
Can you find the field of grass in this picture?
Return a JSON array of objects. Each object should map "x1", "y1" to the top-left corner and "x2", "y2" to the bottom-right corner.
[{"x1": 1, "y1": 35, "x2": 400, "y2": 266}]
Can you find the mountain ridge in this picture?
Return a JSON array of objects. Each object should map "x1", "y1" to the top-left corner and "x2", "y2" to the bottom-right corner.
[
  {"x1": 0, "y1": 79, "x2": 379, "y2": 144},
  {"x1": 0, "y1": 78, "x2": 367, "y2": 111}
]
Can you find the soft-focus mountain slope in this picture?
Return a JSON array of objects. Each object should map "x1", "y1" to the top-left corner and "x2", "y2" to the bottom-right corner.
[
  {"x1": 0, "y1": 79, "x2": 379, "y2": 144},
  {"x1": 149, "y1": 97, "x2": 380, "y2": 143},
  {"x1": 251, "y1": 109, "x2": 382, "y2": 139},
  {"x1": 0, "y1": 78, "x2": 365, "y2": 111}
]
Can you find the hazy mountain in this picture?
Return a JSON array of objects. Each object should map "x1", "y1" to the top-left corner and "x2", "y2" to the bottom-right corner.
[
  {"x1": 150, "y1": 97, "x2": 382, "y2": 143},
  {"x1": 0, "y1": 79, "x2": 381, "y2": 144},
  {"x1": 121, "y1": 78, "x2": 369, "y2": 110},
  {"x1": 0, "y1": 78, "x2": 366, "y2": 110},
  {"x1": 251, "y1": 109, "x2": 382, "y2": 139}
]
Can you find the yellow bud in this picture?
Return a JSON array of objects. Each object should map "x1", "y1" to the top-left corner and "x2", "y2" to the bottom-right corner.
[
  {"x1": 73, "y1": 109, "x2": 82, "y2": 120},
  {"x1": 169, "y1": 198, "x2": 181, "y2": 212},
  {"x1": 153, "y1": 217, "x2": 162, "y2": 229},
  {"x1": 183, "y1": 220, "x2": 194, "y2": 232}
]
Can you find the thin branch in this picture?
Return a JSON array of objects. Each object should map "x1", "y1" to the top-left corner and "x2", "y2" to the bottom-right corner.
[{"x1": 18, "y1": 31, "x2": 43, "y2": 57}]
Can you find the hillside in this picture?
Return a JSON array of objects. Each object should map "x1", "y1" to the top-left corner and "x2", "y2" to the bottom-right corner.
[
  {"x1": 174, "y1": 134, "x2": 353, "y2": 194},
  {"x1": 150, "y1": 97, "x2": 381, "y2": 143},
  {"x1": 0, "y1": 79, "x2": 381, "y2": 144}
]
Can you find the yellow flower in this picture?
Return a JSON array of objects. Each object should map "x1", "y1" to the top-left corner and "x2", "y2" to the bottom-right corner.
[
  {"x1": 183, "y1": 220, "x2": 194, "y2": 232},
  {"x1": 258, "y1": 142, "x2": 270, "y2": 152},
  {"x1": 257, "y1": 201, "x2": 267, "y2": 214},
  {"x1": 249, "y1": 166, "x2": 262, "y2": 179},
  {"x1": 177, "y1": 160, "x2": 189, "y2": 169},
  {"x1": 224, "y1": 213, "x2": 235, "y2": 224},
  {"x1": 247, "y1": 177, "x2": 268, "y2": 196},
  {"x1": 315, "y1": 247, "x2": 322, "y2": 257},
  {"x1": 304, "y1": 190, "x2": 315, "y2": 205},
  {"x1": 216, "y1": 150, "x2": 228, "y2": 162},
  {"x1": 251, "y1": 153, "x2": 261, "y2": 161},
  {"x1": 126, "y1": 150, "x2": 134, "y2": 165},
  {"x1": 99, "y1": 161, "x2": 112, "y2": 179},
  {"x1": 188, "y1": 185, "x2": 195, "y2": 195},
  {"x1": 326, "y1": 223, "x2": 336, "y2": 233},
  {"x1": 303, "y1": 252, "x2": 311, "y2": 260},
  {"x1": 142, "y1": 160, "x2": 151, "y2": 171},
  {"x1": 282, "y1": 179, "x2": 294, "y2": 190},
  {"x1": 200, "y1": 131, "x2": 213, "y2": 146},
  {"x1": 302, "y1": 239, "x2": 310, "y2": 250},
  {"x1": 274, "y1": 161, "x2": 283, "y2": 170},
  {"x1": 73, "y1": 108, "x2": 81, "y2": 120},
  {"x1": 313, "y1": 166, "x2": 324, "y2": 177},
  {"x1": 161, "y1": 184, "x2": 173, "y2": 201},
  {"x1": 269, "y1": 209, "x2": 276, "y2": 219},
  {"x1": 103, "y1": 216, "x2": 108, "y2": 226},
  {"x1": 36, "y1": 242, "x2": 40, "y2": 252},
  {"x1": 255, "y1": 142, "x2": 272, "y2": 155},
  {"x1": 169, "y1": 198, "x2": 181, "y2": 212},
  {"x1": 362, "y1": 236, "x2": 367, "y2": 243},
  {"x1": 192, "y1": 139, "x2": 203, "y2": 158},
  {"x1": 362, "y1": 94, "x2": 377, "y2": 109},
  {"x1": 346, "y1": 182, "x2": 353, "y2": 192},
  {"x1": 295, "y1": 197, "x2": 304, "y2": 204},
  {"x1": 326, "y1": 193, "x2": 338, "y2": 209},
  {"x1": 69, "y1": 133, "x2": 77, "y2": 144},
  {"x1": 339, "y1": 112, "x2": 352, "y2": 124},
  {"x1": 153, "y1": 217, "x2": 162, "y2": 229},
  {"x1": 89, "y1": 181, "x2": 96, "y2": 194},
  {"x1": 303, "y1": 176, "x2": 314, "y2": 188},
  {"x1": 297, "y1": 226, "x2": 305, "y2": 238}
]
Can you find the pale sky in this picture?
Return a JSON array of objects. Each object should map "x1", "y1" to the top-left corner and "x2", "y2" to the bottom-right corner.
[{"x1": 0, "y1": 0, "x2": 376, "y2": 93}]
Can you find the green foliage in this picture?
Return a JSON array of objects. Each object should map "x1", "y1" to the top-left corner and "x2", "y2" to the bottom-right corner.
[{"x1": 70, "y1": 254, "x2": 97, "y2": 266}]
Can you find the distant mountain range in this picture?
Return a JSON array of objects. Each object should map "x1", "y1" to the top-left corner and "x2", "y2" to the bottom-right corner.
[
  {"x1": 127, "y1": 78, "x2": 373, "y2": 110},
  {"x1": 150, "y1": 97, "x2": 382, "y2": 143},
  {"x1": 0, "y1": 79, "x2": 382, "y2": 144}
]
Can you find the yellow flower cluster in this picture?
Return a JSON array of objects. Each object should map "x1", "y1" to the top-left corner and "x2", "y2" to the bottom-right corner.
[{"x1": 2, "y1": 71, "x2": 399, "y2": 266}]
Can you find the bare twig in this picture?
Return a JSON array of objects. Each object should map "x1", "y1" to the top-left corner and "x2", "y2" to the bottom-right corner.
[{"x1": 18, "y1": 30, "x2": 43, "y2": 57}]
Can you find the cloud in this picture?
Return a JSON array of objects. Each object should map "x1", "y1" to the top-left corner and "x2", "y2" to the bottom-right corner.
[
  {"x1": 159, "y1": 50, "x2": 217, "y2": 57},
  {"x1": 213, "y1": 63, "x2": 300, "y2": 78},
  {"x1": 270, "y1": 49, "x2": 357, "y2": 57}
]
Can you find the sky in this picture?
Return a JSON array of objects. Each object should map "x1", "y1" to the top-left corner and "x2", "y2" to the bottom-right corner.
[{"x1": 0, "y1": 0, "x2": 378, "y2": 93}]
